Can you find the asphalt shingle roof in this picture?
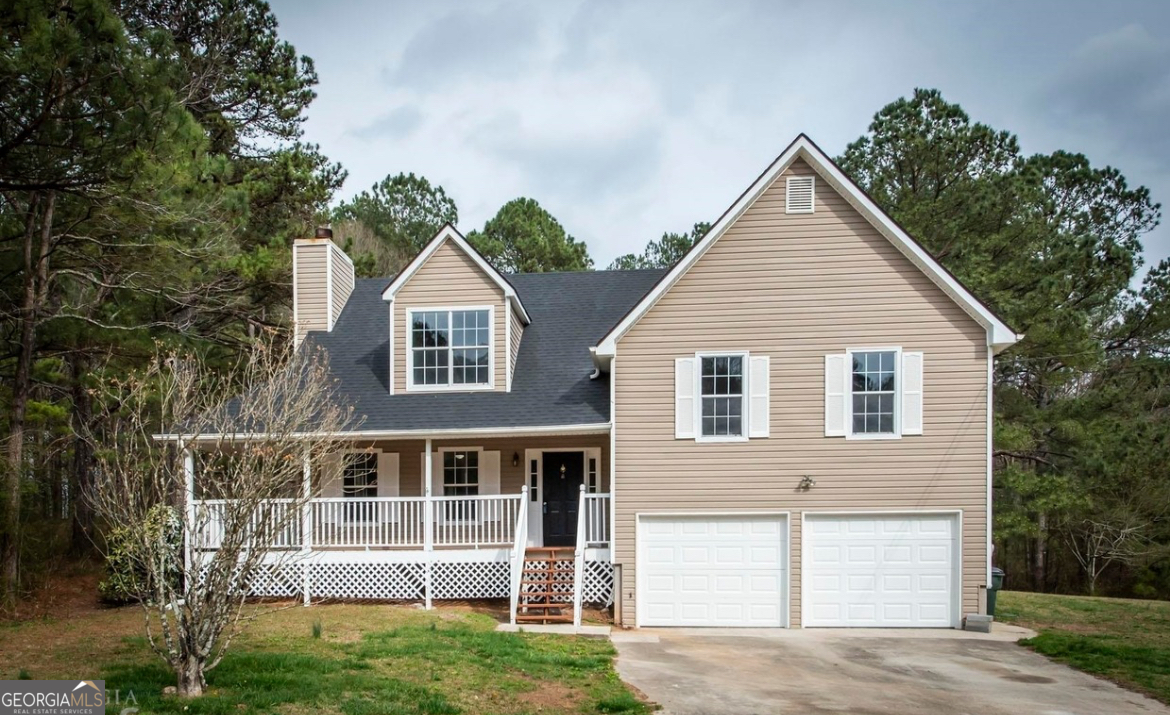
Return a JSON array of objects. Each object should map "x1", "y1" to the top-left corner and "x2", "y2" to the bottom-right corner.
[{"x1": 304, "y1": 269, "x2": 665, "y2": 432}]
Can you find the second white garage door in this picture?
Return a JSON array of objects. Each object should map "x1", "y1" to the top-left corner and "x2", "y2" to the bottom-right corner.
[
  {"x1": 803, "y1": 513, "x2": 959, "y2": 628},
  {"x1": 639, "y1": 515, "x2": 787, "y2": 627}
]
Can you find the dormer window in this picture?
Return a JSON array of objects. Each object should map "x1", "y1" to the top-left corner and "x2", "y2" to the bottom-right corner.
[{"x1": 409, "y1": 307, "x2": 493, "y2": 389}]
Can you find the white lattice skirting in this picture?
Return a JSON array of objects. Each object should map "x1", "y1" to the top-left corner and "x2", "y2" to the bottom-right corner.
[
  {"x1": 204, "y1": 549, "x2": 613, "y2": 606},
  {"x1": 582, "y1": 558, "x2": 615, "y2": 607}
]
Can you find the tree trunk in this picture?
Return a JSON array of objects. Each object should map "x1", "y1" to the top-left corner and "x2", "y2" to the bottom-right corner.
[
  {"x1": 177, "y1": 656, "x2": 206, "y2": 697},
  {"x1": 2, "y1": 191, "x2": 53, "y2": 608},
  {"x1": 69, "y1": 353, "x2": 95, "y2": 556},
  {"x1": 1033, "y1": 512, "x2": 1048, "y2": 591}
]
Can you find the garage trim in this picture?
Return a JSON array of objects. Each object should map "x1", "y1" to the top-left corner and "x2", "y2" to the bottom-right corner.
[
  {"x1": 800, "y1": 509, "x2": 963, "y2": 629},
  {"x1": 635, "y1": 511, "x2": 791, "y2": 628}
]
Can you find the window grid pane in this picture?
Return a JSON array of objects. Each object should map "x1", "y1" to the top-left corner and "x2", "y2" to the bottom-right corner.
[
  {"x1": 343, "y1": 453, "x2": 377, "y2": 520},
  {"x1": 412, "y1": 309, "x2": 490, "y2": 387},
  {"x1": 851, "y1": 351, "x2": 896, "y2": 434},
  {"x1": 342, "y1": 453, "x2": 378, "y2": 497},
  {"x1": 700, "y1": 355, "x2": 744, "y2": 437},
  {"x1": 442, "y1": 450, "x2": 479, "y2": 520}
]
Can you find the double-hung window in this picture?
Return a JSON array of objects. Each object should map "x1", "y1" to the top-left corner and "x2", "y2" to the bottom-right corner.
[
  {"x1": 442, "y1": 450, "x2": 479, "y2": 520},
  {"x1": 700, "y1": 354, "x2": 745, "y2": 439},
  {"x1": 850, "y1": 350, "x2": 897, "y2": 435},
  {"x1": 342, "y1": 453, "x2": 377, "y2": 520},
  {"x1": 410, "y1": 308, "x2": 491, "y2": 388}
]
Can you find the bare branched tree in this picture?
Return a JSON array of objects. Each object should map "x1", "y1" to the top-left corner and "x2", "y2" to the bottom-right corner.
[
  {"x1": 1064, "y1": 511, "x2": 1157, "y2": 596},
  {"x1": 89, "y1": 336, "x2": 353, "y2": 696}
]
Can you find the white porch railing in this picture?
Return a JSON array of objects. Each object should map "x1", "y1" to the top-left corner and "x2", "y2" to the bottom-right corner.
[
  {"x1": 311, "y1": 497, "x2": 426, "y2": 548},
  {"x1": 581, "y1": 493, "x2": 611, "y2": 546},
  {"x1": 191, "y1": 488, "x2": 614, "y2": 613},
  {"x1": 193, "y1": 493, "x2": 524, "y2": 551},
  {"x1": 431, "y1": 494, "x2": 523, "y2": 547},
  {"x1": 194, "y1": 498, "x2": 302, "y2": 550}
]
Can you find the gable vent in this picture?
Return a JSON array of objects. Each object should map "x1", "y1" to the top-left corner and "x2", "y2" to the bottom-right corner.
[{"x1": 786, "y1": 175, "x2": 815, "y2": 214}]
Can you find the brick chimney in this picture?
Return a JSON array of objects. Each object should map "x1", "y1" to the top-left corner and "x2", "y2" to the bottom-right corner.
[{"x1": 293, "y1": 227, "x2": 355, "y2": 347}]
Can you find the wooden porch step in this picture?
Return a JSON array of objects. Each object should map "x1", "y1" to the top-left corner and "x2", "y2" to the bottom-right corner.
[
  {"x1": 516, "y1": 613, "x2": 572, "y2": 623},
  {"x1": 518, "y1": 591, "x2": 571, "y2": 598}
]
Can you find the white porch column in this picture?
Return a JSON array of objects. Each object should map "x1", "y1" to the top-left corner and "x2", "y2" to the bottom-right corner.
[
  {"x1": 182, "y1": 442, "x2": 195, "y2": 577},
  {"x1": 424, "y1": 437, "x2": 433, "y2": 610},
  {"x1": 301, "y1": 446, "x2": 312, "y2": 606},
  {"x1": 572, "y1": 484, "x2": 586, "y2": 628}
]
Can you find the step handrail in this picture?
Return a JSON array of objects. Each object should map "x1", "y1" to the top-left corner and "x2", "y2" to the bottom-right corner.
[
  {"x1": 509, "y1": 485, "x2": 529, "y2": 624},
  {"x1": 572, "y1": 483, "x2": 587, "y2": 628}
]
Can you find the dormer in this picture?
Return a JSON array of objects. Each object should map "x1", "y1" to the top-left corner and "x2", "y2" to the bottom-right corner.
[{"x1": 382, "y1": 225, "x2": 530, "y2": 394}]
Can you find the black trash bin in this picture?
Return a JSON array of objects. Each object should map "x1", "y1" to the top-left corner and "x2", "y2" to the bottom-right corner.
[{"x1": 988, "y1": 567, "x2": 1006, "y2": 617}]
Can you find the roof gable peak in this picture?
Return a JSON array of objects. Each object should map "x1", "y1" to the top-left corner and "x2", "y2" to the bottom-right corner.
[
  {"x1": 595, "y1": 134, "x2": 1020, "y2": 356},
  {"x1": 381, "y1": 224, "x2": 531, "y2": 324}
]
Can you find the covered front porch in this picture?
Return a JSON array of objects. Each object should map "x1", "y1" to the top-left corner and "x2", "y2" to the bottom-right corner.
[{"x1": 186, "y1": 431, "x2": 614, "y2": 624}]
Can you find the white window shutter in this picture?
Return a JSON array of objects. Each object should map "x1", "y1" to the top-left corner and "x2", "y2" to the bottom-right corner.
[
  {"x1": 321, "y1": 453, "x2": 343, "y2": 498},
  {"x1": 377, "y1": 452, "x2": 399, "y2": 497},
  {"x1": 320, "y1": 453, "x2": 342, "y2": 524},
  {"x1": 825, "y1": 354, "x2": 848, "y2": 437},
  {"x1": 377, "y1": 452, "x2": 399, "y2": 523},
  {"x1": 902, "y1": 352, "x2": 924, "y2": 435},
  {"x1": 675, "y1": 357, "x2": 697, "y2": 439},
  {"x1": 480, "y1": 451, "x2": 501, "y2": 495},
  {"x1": 749, "y1": 355, "x2": 770, "y2": 438}
]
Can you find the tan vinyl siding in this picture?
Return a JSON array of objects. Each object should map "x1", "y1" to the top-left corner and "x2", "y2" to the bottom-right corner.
[
  {"x1": 324, "y1": 434, "x2": 609, "y2": 497},
  {"x1": 508, "y1": 303, "x2": 524, "y2": 389},
  {"x1": 613, "y1": 157, "x2": 989, "y2": 627},
  {"x1": 329, "y1": 244, "x2": 355, "y2": 327},
  {"x1": 294, "y1": 241, "x2": 329, "y2": 345},
  {"x1": 394, "y1": 238, "x2": 507, "y2": 392}
]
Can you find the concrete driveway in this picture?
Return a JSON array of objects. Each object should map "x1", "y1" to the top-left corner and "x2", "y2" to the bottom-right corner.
[{"x1": 613, "y1": 626, "x2": 1169, "y2": 715}]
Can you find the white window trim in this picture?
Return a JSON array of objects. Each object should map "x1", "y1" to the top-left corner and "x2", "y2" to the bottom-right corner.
[
  {"x1": 437, "y1": 447, "x2": 482, "y2": 491},
  {"x1": 694, "y1": 350, "x2": 750, "y2": 443},
  {"x1": 845, "y1": 346, "x2": 902, "y2": 440},
  {"x1": 406, "y1": 305, "x2": 495, "y2": 392},
  {"x1": 433, "y1": 446, "x2": 483, "y2": 524}
]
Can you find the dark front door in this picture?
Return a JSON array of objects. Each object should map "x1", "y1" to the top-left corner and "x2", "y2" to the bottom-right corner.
[{"x1": 542, "y1": 452, "x2": 584, "y2": 547}]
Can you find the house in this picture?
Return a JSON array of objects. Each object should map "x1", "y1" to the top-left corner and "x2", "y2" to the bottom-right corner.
[{"x1": 182, "y1": 134, "x2": 1020, "y2": 629}]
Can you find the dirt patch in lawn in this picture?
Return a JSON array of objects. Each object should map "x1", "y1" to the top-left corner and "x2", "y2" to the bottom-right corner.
[{"x1": 514, "y1": 676, "x2": 583, "y2": 712}]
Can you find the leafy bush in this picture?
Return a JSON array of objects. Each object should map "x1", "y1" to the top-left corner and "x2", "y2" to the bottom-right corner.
[{"x1": 99, "y1": 504, "x2": 182, "y2": 604}]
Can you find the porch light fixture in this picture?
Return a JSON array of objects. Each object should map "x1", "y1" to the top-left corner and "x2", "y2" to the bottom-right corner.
[
  {"x1": 799, "y1": 475, "x2": 816, "y2": 491},
  {"x1": 512, "y1": 452, "x2": 519, "y2": 467}
]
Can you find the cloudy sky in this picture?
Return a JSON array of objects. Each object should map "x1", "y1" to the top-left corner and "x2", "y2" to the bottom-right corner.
[{"x1": 270, "y1": 0, "x2": 1170, "y2": 271}]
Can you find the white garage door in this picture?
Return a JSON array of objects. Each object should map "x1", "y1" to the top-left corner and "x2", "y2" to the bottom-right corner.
[
  {"x1": 804, "y1": 514, "x2": 958, "y2": 628},
  {"x1": 639, "y1": 515, "x2": 787, "y2": 627}
]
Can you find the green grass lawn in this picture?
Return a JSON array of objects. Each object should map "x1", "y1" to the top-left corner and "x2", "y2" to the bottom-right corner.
[
  {"x1": 0, "y1": 604, "x2": 649, "y2": 715},
  {"x1": 997, "y1": 590, "x2": 1170, "y2": 704}
]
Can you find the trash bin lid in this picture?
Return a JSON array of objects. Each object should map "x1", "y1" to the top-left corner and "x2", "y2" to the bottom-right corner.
[{"x1": 991, "y1": 567, "x2": 1005, "y2": 576}]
